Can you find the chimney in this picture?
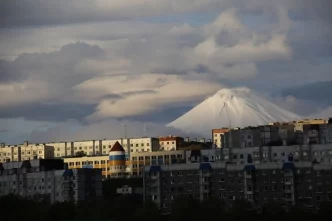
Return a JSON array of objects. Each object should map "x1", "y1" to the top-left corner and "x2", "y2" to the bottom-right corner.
[{"x1": 24, "y1": 141, "x2": 29, "y2": 147}]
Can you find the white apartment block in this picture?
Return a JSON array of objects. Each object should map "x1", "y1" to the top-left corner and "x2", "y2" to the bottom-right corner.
[
  {"x1": 20, "y1": 142, "x2": 54, "y2": 161},
  {"x1": 73, "y1": 140, "x2": 97, "y2": 156},
  {"x1": 212, "y1": 128, "x2": 229, "y2": 148},
  {"x1": 159, "y1": 136, "x2": 184, "y2": 151},
  {"x1": 0, "y1": 144, "x2": 21, "y2": 163},
  {"x1": 0, "y1": 142, "x2": 53, "y2": 163},
  {"x1": 129, "y1": 137, "x2": 160, "y2": 153},
  {"x1": 47, "y1": 142, "x2": 69, "y2": 158}
]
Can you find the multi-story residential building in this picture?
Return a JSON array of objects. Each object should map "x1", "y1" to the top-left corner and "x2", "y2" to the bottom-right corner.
[
  {"x1": 159, "y1": 136, "x2": 184, "y2": 151},
  {"x1": 319, "y1": 124, "x2": 332, "y2": 144},
  {"x1": 64, "y1": 155, "x2": 109, "y2": 178},
  {"x1": 221, "y1": 144, "x2": 332, "y2": 165},
  {"x1": 240, "y1": 127, "x2": 261, "y2": 148},
  {"x1": 0, "y1": 143, "x2": 21, "y2": 163},
  {"x1": 101, "y1": 138, "x2": 130, "y2": 155},
  {"x1": 223, "y1": 128, "x2": 241, "y2": 148},
  {"x1": 212, "y1": 128, "x2": 229, "y2": 148},
  {"x1": 271, "y1": 122, "x2": 296, "y2": 145},
  {"x1": 20, "y1": 142, "x2": 54, "y2": 161},
  {"x1": 260, "y1": 125, "x2": 280, "y2": 146},
  {"x1": 294, "y1": 119, "x2": 327, "y2": 132},
  {"x1": 0, "y1": 159, "x2": 102, "y2": 203},
  {"x1": 130, "y1": 150, "x2": 185, "y2": 177},
  {"x1": 0, "y1": 142, "x2": 53, "y2": 163},
  {"x1": 186, "y1": 149, "x2": 221, "y2": 163},
  {"x1": 72, "y1": 140, "x2": 98, "y2": 156},
  {"x1": 65, "y1": 141, "x2": 129, "y2": 179},
  {"x1": 143, "y1": 157, "x2": 332, "y2": 212},
  {"x1": 47, "y1": 142, "x2": 70, "y2": 158},
  {"x1": 129, "y1": 137, "x2": 160, "y2": 153}
]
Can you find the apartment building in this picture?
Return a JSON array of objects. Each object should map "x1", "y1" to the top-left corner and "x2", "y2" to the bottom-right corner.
[
  {"x1": 64, "y1": 156, "x2": 109, "y2": 178},
  {"x1": 47, "y1": 142, "x2": 70, "y2": 158},
  {"x1": 186, "y1": 149, "x2": 221, "y2": 163},
  {"x1": 223, "y1": 126, "x2": 277, "y2": 149},
  {"x1": 101, "y1": 138, "x2": 130, "y2": 155},
  {"x1": 0, "y1": 159, "x2": 102, "y2": 203},
  {"x1": 20, "y1": 142, "x2": 54, "y2": 161},
  {"x1": 212, "y1": 128, "x2": 229, "y2": 148},
  {"x1": 130, "y1": 150, "x2": 185, "y2": 177},
  {"x1": 144, "y1": 159, "x2": 332, "y2": 213},
  {"x1": 129, "y1": 137, "x2": 160, "y2": 153},
  {"x1": 159, "y1": 136, "x2": 184, "y2": 151},
  {"x1": 221, "y1": 144, "x2": 332, "y2": 165},
  {"x1": 260, "y1": 125, "x2": 280, "y2": 146},
  {"x1": 65, "y1": 141, "x2": 129, "y2": 178},
  {"x1": 294, "y1": 119, "x2": 327, "y2": 132},
  {"x1": 0, "y1": 143, "x2": 21, "y2": 163},
  {"x1": 223, "y1": 128, "x2": 241, "y2": 148},
  {"x1": 72, "y1": 140, "x2": 98, "y2": 156},
  {"x1": 0, "y1": 142, "x2": 54, "y2": 163},
  {"x1": 271, "y1": 123, "x2": 296, "y2": 145},
  {"x1": 240, "y1": 127, "x2": 261, "y2": 148}
]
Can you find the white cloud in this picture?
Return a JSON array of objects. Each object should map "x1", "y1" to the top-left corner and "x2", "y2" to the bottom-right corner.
[
  {"x1": 184, "y1": 9, "x2": 292, "y2": 78},
  {"x1": 79, "y1": 74, "x2": 222, "y2": 120}
]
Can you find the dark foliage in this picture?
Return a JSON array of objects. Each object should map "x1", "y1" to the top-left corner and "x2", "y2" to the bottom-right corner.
[{"x1": 0, "y1": 194, "x2": 331, "y2": 221}]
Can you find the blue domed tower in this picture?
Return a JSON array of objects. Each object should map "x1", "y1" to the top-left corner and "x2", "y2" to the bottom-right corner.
[{"x1": 109, "y1": 141, "x2": 126, "y2": 177}]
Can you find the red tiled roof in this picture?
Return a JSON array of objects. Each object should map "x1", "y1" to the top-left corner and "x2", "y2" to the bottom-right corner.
[{"x1": 110, "y1": 141, "x2": 125, "y2": 152}]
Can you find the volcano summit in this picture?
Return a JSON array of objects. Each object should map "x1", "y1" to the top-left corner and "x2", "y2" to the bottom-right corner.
[{"x1": 167, "y1": 88, "x2": 301, "y2": 137}]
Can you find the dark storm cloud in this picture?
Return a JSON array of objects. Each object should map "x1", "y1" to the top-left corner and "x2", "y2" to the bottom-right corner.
[
  {"x1": 2, "y1": 0, "x2": 332, "y2": 29},
  {"x1": 193, "y1": 64, "x2": 211, "y2": 73},
  {"x1": 281, "y1": 81, "x2": 332, "y2": 105},
  {"x1": 0, "y1": 129, "x2": 8, "y2": 133},
  {"x1": 0, "y1": 0, "x2": 108, "y2": 28},
  {"x1": 0, "y1": 60, "x2": 24, "y2": 83},
  {"x1": 12, "y1": 42, "x2": 105, "y2": 84},
  {"x1": 151, "y1": 68, "x2": 188, "y2": 76},
  {"x1": 121, "y1": 90, "x2": 157, "y2": 96},
  {"x1": 0, "y1": 42, "x2": 108, "y2": 122},
  {"x1": 0, "y1": 102, "x2": 96, "y2": 122}
]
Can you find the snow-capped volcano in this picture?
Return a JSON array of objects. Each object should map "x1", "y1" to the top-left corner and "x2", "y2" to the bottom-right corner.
[{"x1": 167, "y1": 87, "x2": 302, "y2": 137}]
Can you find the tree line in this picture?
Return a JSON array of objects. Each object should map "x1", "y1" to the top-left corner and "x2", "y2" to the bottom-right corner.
[{"x1": 1, "y1": 194, "x2": 332, "y2": 221}]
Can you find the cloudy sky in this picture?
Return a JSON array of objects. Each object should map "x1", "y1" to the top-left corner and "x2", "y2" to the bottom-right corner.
[{"x1": 1, "y1": 0, "x2": 332, "y2": 144}]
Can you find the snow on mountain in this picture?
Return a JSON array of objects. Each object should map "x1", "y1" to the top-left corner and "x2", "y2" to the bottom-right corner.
[{"x1": 167, "y1": 87, "x2": 302, "y2": 137}]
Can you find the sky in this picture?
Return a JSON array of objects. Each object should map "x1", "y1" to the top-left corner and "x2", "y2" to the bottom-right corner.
[{"x1": 1, "y1": 0, "x2": 332, "y2": 144}]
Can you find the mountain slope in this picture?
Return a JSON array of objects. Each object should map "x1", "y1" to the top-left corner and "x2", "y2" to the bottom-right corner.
[{"x1": 167, "y1": 87, "x2": 302, "y2": 137}]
